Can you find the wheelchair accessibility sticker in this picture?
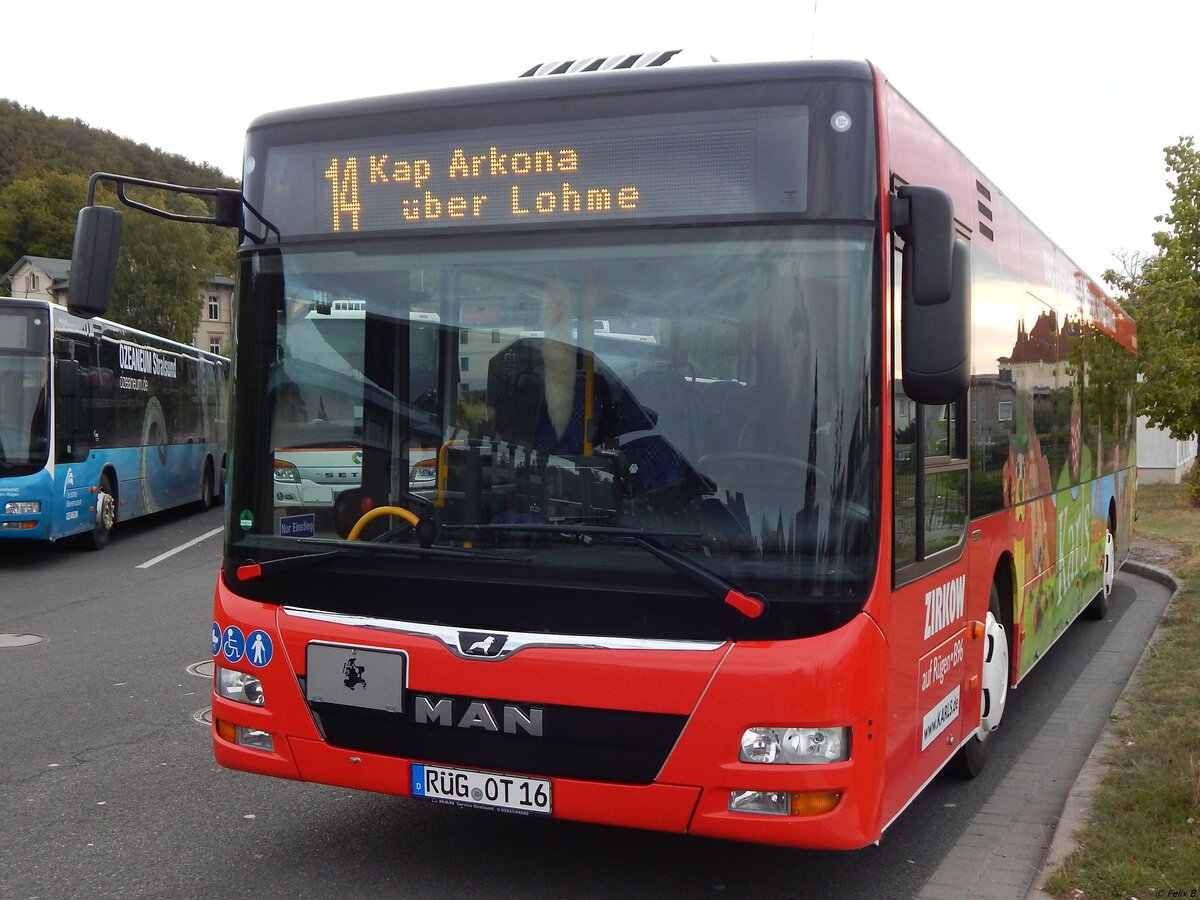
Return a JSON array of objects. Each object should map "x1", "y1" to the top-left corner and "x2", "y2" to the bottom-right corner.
[{"x1": 220, "y1": 625, "x2": 245, "y2": 663}]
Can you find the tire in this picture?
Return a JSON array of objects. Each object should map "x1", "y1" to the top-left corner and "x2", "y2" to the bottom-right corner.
[
  {"x1": 952, "y1": 582, "x2": 1009, "y2": 778},
  {"x1": 1085, "y1": 524, "x2": 1115, "y2": 620},
  {"x1": 198, "y1": 462, "x2": 215, "y2": 511},
  {"x1": 86, "y1": 472, "x2": 117, "y2": 551}
]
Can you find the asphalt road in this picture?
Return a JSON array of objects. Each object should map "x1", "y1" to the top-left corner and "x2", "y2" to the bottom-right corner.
[{"x1": 0, "y1": 507, "x2": 1169, "y2": 900}]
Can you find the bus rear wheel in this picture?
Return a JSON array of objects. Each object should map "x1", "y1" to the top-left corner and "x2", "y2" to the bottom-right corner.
[
  {"x1": 87, "y1": 473, "x2": 117, "y2": 551},
  {"x1": 952, "y1": 582, "x2": 1009, "y2": 778}
]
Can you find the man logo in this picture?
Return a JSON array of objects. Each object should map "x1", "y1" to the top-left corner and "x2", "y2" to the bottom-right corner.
[{"x1": 459, "y1": 631, "x2": 508, "y2": 658}]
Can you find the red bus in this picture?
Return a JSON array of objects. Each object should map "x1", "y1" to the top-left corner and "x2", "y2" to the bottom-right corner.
[{"x1": 71, "y1": 54, "x2": 1136, "y2": 849}]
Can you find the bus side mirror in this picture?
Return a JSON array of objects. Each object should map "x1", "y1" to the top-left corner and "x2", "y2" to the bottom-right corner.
[
  {"x1": 55, "y1": 359, "x2": 80, "y2": 398},
  {"x1": 69, "y1": 205, "x2": 123, "y2": 319},
  {"x1": 901, "y1": 238, "x2": 972, "y2": 405},
  {"x1": 892, "y1": 185, "x2": 971, "y2": 405},
  {"x1": 893, "y1": 185, "x2": 954, "y2": 305}
]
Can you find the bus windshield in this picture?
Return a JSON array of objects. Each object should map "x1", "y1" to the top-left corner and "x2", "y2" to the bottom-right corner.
[
  {"x1": 0, "y1": 306, "x2": 49, "y2": 473},
  {"x1": 232, "y1": 224, "x2": 879, "y2": 610}
]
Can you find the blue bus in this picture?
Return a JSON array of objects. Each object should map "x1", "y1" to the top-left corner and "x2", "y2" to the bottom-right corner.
[{"x1": 0, "y1": 297, "x2": 227, "y2": 548}]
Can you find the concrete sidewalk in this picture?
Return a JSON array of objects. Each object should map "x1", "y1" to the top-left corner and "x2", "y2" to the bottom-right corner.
[{"x1": 913, "y1": 561, "x2": 1179, "y2": 900}]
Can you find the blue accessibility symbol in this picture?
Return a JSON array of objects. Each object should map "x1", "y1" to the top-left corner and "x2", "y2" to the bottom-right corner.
[
  {"x1": 211, "y1": 621, "x2": 221, "y2": 657},
  {"x1": 245, "y1": 630, "x2": 273, "y2": 668},
  {"x1": 222, "y1": 625, "x2": 246, "y2": 663}
]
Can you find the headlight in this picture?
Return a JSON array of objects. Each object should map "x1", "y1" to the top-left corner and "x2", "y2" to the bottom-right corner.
[
  {"x1": 273, "y1": 460, "x2": 301, "y2": 483},
  {"x1": 409, "y1": 458, "x2": 437, "y2": 485},
  {"x1": 4, "y1": 501, "x2": 41, "y2": 514},
  {"x1": 739, "y1": 726, "x2": 850, "y2": 764},
  {"x1": 215, "y1": 665, "x2": 265, "y2": 706}
]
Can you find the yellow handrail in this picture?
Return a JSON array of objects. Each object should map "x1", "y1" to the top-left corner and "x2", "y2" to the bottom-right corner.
[{"x1": 346, "y1": 505, "x2": 421, "y2": 541}]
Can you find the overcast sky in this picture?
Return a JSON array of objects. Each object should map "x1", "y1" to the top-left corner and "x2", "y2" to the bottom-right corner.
[{"x1": 4, "y1": 0, "x2": 1195, "y2": 286}]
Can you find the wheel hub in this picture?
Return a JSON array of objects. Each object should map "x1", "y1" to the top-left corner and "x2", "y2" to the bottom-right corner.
[{"x1": 979, "y1": 609, "x2": 1009, "y2": 734}]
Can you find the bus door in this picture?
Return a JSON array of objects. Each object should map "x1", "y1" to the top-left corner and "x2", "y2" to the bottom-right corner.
[
  {"x1": 883, "y1": 241, "x2": 977, "y2": 819},
  {"x1": 51, "y1": 335, "x2": 96, "y2": 537}
]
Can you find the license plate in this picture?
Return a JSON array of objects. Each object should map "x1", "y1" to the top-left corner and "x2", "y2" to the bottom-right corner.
[
  {"x1": 411, "y1": 763, "x2": 552, "y2": 815},
  {"x1": 305, "y1": 643, "x2": 406, "y2": 713}
]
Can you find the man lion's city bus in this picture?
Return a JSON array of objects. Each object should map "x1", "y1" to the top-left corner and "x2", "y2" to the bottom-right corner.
[
  {"x1": 0, "y1": 297, "x2": 227, "y2": 549},
  {"x1": 69, "y1": 54, "x2": 1135, "y2": 848}
]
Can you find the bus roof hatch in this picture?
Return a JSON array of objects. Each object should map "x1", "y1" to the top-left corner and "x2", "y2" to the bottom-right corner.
[{"x1": 519, "y1": 50, "x2": 716, "y2": 77}]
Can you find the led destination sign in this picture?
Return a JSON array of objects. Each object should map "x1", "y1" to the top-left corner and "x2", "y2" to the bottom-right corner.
[{"x1": 262, "y1": 108, "x2": 809, "y2": 235}]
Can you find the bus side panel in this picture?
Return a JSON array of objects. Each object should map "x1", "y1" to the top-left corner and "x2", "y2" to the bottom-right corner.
[
  {"x1": 51, "y1": 459, "x2": 105, "y2": 539},
  {"x1": 66, "y1": 442, "x2": 209, "y2": 526},
  {"x1": 879, "y1": 554, "x2": 985, "y2": 830},
  {"x1": 127, "y1": 440, "x2": 208, "y2": 515},
  {"x1": 1015, "y1": 469, "x2": 1134, "y2": 679}
]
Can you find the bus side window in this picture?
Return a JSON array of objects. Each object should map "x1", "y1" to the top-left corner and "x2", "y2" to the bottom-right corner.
[{"x1": 893, "y1": 242, "x2": 969, "y2": 575}]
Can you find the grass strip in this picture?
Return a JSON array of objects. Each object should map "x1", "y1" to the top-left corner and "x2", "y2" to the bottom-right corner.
[{"x1": 1044, "y1": 484, "x2": 1200, "y2": 898}]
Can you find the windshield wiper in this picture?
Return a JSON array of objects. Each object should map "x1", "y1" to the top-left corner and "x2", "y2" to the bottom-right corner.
[
  {"x1": 451, "y1": 523, "x2": 768, "y2": 619},
  {"x1": 235, "y1": 539, "x2": 522, "y2": 581}
]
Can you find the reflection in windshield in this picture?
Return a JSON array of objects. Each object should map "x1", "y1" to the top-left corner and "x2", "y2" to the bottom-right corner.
[{"x1": 247, "y1": 227, "x2": 878, "y2": 602}]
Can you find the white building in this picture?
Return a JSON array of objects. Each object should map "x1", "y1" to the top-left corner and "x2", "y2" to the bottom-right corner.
[{"x1": 1137, "y1": 417, "x2": 1197, "y2": 484}]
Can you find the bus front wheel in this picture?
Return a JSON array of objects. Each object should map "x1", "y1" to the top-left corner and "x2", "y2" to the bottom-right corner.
[
  {"x1": 952, "y1": 582, "x2": 1009, "y2": 778},
  {"x1": 87, "y1": 473, "x2": 117, "y2": 551}
]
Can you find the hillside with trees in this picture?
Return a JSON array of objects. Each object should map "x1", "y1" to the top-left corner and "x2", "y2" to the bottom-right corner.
[
  {"x1": 0, "y1": 99, "x2": 235, "y2": 193},
  {"x1": 0, "y1": 99, "x2": 238, "y2": 342}
]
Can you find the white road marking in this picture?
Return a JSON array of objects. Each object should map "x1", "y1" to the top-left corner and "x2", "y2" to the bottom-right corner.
[{"x1": 137, "y1": 526, "x2": 223, "y2": 569}]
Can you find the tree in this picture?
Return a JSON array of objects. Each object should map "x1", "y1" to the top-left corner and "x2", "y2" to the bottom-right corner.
[
  {"x1": 1104, "y1": 136, "x2": 1200, "y2": 440},
  {"x1": 0, "y1": 172, "x2": 89, "y2": 281},
  {"x1": 107, "y1": 190, "x2": 212, "y2": 344}
]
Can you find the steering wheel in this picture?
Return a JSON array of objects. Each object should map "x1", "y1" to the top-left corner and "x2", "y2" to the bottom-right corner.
[
  {"x1": 696, "y1": 452, "x2": 830, "y2": 492},
  {"x1": 347, "y1": 506, "x2": 421, "y2": 541}
]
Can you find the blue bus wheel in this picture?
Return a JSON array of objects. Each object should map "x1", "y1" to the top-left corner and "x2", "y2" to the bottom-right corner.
[{"x1": 88, "y1": 473, "x2": 117, "y2": 551}]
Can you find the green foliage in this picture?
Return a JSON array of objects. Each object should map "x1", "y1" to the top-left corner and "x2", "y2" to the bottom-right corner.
[
  {"x1": 0, "y1": 98, "x2": 238, "y2": 310},
  {"x1": 1106, "y1": 136, "x2": 1200, "y2": 439},
  {"x1": 0, "y1": 171, "x2": 89, "y2": 266},
  {"x1": 107, "y1": 190, "x2": 212, "y2": 344},
  {"x1": 1187, "y1": 458, "x2": 1200, "y2": 508}
]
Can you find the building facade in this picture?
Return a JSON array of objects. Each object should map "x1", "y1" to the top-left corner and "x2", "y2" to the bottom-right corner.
[
  {"x1": 3, "y1": 255, "x2": 233, "y2": 354},
  {"x1": 194, "y1": 275, "x2": 235, "y2": 355}
]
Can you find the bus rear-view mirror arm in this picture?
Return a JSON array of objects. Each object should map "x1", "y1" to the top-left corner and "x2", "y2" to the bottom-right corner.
[{"x1": 69, "y1": 172, "x2": 280, "y2": 319}]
